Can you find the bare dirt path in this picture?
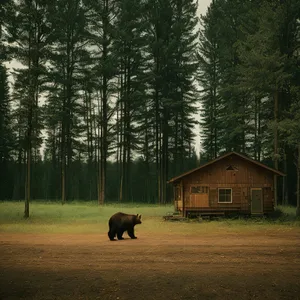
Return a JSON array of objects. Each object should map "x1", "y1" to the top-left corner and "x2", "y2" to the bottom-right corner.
[{"x1": 1, "y1": 230, "x2": 300, "y2": 300}]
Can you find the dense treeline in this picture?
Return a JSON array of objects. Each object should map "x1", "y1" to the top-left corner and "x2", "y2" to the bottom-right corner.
[
  {"x1": 0, "y1": 0, "x2": 199, "y2": 210},
  {"x1": 198, "y1": 0, "x2": 300, "y2": 214},
  {"x1": 0, "y1": 0, "x2": 299, "y2": 216}
]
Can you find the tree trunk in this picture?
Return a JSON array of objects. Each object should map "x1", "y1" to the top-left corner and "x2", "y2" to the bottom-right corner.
[
  {"x1": 85, "y1": 89, "x2": 93, "y2": 200},
  {"x1": 174, "y1": 112, "x2": 178, "y2": 175},
  {"x1": 254, "y1": 97, "x2": 258, "y2": 160},
  {"x1": 98, "y1": 0, "x2": 109, "y2": 205},
  {"x1": 24, "y1": 28, "x2": 34, "y2": 217},
  {"x1": 117, "y1": 75, "x2": 123, "y2": 202},
  {"x1": 24, "y1": 90, "x2": 33, "y2": 218},
  {"x1": 61, "y1": 86, "x2": 66, "y2": 204},
  {"x1": 24, "y1": 148, "x2": 31, "y2": 218},
  {"x1": 155, "y1": 63, "x2": 160, "y2": 204},
  {"x1": 97, "y1": 91, "x2": 101, "y2": 203},
  {"x1": 296, "y1": 143, "x2": 300, "y2": 217},
  {"x1": 144, "y1": 105, "x2": 150, "y2": 203},
  {"x1": 273, "y1": 90, "x2": 279, "y2": 207},
  {"x1": 61, "y1": 152, "x2": 66, "y2": 204},
  {"x1": 257, "y1": 98, "x2": 261, "y2": 161},
  {"x1": 282, "y1": 149, "x2": 288, "y2": 205},
  {"x1": 161, "y1": 107, "x2": 168, "y2": 204}
]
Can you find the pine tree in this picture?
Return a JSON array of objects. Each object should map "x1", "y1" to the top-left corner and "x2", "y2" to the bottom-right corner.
[
  {"x1": 169, "y1": 0, "x2": 198, "y2": 176},
  {"x1": 214, "y1": 0, "x2": 252, "y2": 154},
  {"x1": 197, "y1": 2, "x2": 222, "y2": 160},
  {"x1": 0, "y1": 64, "x2": 14, "y2": 200},
  {"x1": 237, "y1": 0, "x2": 294, "y2": 206},
  {"x1": 6, "y1": 0, "x2": 51, "y2": 217},
  {"x1": 0, "y1": 0, "x2": 15, "y2": 200},
  {"x1": 144, "y1": 0, "x2": 199, "y2": 203},
  {"x1": 277, "y1": 0, "x2": 300, "y2": 213},
  {"x1": 114, "y1": 0, "x2": 149, "y2": 202},
  {"x1": 43, "y1": 87, "x2": 62, "y2": 200},
  {"x1": 89, "y1": 0, "x2": 118, "y2": 204},
  {"x1": 46, "y1": 0, "x2": 92, "y2": 202},
  {"x1": 278, "y1": 100, "x2": 300, "y2": 216}
]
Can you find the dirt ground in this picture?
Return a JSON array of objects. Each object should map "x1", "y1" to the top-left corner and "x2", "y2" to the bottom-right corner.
[{"x1": 1, "y1": 230, "x2": 300, "y2": 300}]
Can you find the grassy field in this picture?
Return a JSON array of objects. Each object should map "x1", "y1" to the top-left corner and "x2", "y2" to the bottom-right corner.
[
  {"x1": 0, "y1": 201, "x2": 173, "y2": 234},
  {"x1": 0, "y1": 201, "x2": 299, "y2": 234}
]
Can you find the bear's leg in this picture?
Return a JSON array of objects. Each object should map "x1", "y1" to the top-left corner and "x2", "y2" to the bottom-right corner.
[
  {"x1": 108, "y1": 226, "x2": 117, "y2": 241},
  {"x1": 108, "y1": 231, "x2": 116, "y2": 241},
  {"x1": 117, "y1": 229, "x2": 124, "y2": 240},
  {"x1": 127, "y1": 227, "x2": 137, "y2": 239}
]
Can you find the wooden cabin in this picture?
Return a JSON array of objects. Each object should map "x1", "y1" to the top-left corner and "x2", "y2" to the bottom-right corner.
[{"x1": 168, "y1": 152, "x2": 285, "y2": 217}]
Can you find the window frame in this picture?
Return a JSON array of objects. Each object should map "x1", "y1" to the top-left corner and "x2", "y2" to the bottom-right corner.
[{"x1": 218, "y1": 188, "x2": 232, "y2": 203}]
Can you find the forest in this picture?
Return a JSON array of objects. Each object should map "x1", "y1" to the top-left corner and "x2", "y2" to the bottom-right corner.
[{"x1": 0, "y1": 0, "x2": 299, "y2": 215}]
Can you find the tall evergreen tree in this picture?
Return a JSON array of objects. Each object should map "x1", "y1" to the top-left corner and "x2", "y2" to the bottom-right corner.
[
  {"x1": 46, "y1": 0, "x2": 92, "y2": 202},
  {"x1": 214, "y1": 0, "x2": 252, "y2": 154},
  {"x1": 7, "y1": 0, "x2": 50, "y2": 216},
  {"x1": 237, "y1": 0, "x2": 294, "y2": 205},
  {"x1": 114, "y1": 0, "x2": 149, "y2": 202},
  {"x1": 169, "y1": 0, "x2": 199, "y2": 175},
  {"x1": 197, "y1": 1, "x2": 221, "y2": 160},
  {"x1": 0, "y1": 64, "x2": 14, "y2": 200},
  {"x1": 89, "y1": 0, "x2": 118, "y2": 204},
  {"x1": 278, "y1": 99, "x2": 300, "y2": 216},
  {"x1": 145, "y1": 0, "x2": 198, "y2": 203},
  {"x1": 0, "y1": 0, "x2": 15, "y2": 200}
]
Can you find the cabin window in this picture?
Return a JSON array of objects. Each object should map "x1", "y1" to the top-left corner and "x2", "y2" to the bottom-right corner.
[
  {"x1": 218, "y1": 188, "x2": 232, "y2": 203},
  {"x1": 191, "y1": 186, "x2": 208, "y2": 194}
]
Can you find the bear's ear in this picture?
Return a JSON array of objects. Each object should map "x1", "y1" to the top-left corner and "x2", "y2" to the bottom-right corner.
[{"x1": 139, "y1": 214, "x2": 142, "y2": 219}]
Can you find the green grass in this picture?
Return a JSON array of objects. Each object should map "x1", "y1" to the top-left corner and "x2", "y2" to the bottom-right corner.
[
  {"x1": 0, "y1": 201, "x2": 174, "y2": 233},
  {"x1": 277, "y1": 205, "x2": 298, "y2": 216},
  {"x1": 0, "y1": 201, "x2": 299, "y2": 234}
]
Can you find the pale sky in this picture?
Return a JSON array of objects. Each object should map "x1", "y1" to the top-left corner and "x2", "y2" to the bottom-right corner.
[
  {"x1": 194, "y1": 0, "x2": 212, "y2": 155},
  {"x1": 198, "y1": 0, "x2": 212, "y2": 16}
]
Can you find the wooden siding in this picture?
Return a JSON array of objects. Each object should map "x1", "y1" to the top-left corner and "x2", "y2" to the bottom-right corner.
[
  {"x1": 263, "y1": 187, "x2": 273, "y2": 213},
  {"x1": 168, "y1": 151, "x2": 285, "y2": 183},
  {"x1": 186, "y1": 193, "x2": 209, "y2": 208},
  {"x1": 182, "y1": 156, "x2": 274, "y2": 186},
  {"x1": 175, "y1": 200, "x2": 183, "y2": 211},
  {"x1": 209, "y1": 187, "x2": 242, "y2": 208}
]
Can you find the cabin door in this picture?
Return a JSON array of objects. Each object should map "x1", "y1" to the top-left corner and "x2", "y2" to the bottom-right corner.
[{"x1": 251, "y1": 188, "x2": 263, "y2": 214}]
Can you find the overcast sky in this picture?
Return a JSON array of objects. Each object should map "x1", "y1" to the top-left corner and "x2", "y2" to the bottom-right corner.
[
  {"x1": 194, "y1": 0, "x2": 212, "y2": 154},
  {"x1": 198, "y1": 0, "x2": 212, "y2": 16}
]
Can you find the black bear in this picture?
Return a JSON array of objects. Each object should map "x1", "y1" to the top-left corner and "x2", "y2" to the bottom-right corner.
[{"x1": 108, "y1": 212, "x2": 142, "y2": 241}]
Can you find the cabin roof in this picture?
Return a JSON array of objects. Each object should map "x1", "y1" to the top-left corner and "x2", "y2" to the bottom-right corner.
[{"x1": 168, "y1": 151, "x2": 285, "y2": 183}]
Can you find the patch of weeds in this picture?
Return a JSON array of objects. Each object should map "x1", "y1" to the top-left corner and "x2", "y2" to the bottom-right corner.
[
  {"x1": 268, "y1": 207, "x2": 285, "y2": 220},
  {"x1": 264, "y1": 206, "x2": 300, "y2": 226}
]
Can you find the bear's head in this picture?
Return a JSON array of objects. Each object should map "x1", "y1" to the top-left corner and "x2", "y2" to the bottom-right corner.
[{"x1": 135, "y1": 214, "x2": 142, "y2": 225}]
